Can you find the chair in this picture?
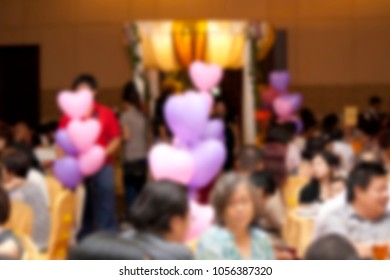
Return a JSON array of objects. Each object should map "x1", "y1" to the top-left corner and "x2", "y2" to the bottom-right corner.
[
  {"x1": 20, "y1": 235, "x2": 39, "y2": 260},
  {"x1": 45, "y1": 176, "x2": 64, "y2": 212},
  {"x1": 4, "y1": 201, "x2": 34, "y2": 237},
  {"x1": 282, "y1": 176, "x2": 309, "y2": 209},
  {"x1": 38, "y1": 190, "x2": 76, "y2": 260}
]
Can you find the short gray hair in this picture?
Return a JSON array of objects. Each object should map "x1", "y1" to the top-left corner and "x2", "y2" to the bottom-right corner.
[{"x1": 211, "y1": 172, "x2": 260, "y2": 227}]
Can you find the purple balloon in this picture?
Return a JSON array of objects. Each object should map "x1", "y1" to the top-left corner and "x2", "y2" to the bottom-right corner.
[
  {"x1": 269, "y1": 70, "x2": 290, "y2": 92},
  {"x1": 189, "y1": 139, "x2": 226, "y2": 190},
  {"x1": 285, "y1": 93, "x2": 303, "y2": 112},
  {"x1": 164, "y1": 92, "x2": 210, "y2": 145},
  {"x1": 55, "y1": 129, "x2": 78, "y2": 156},
  {"x1": 53, "y1": 157, "x2": 82, "y2": 190},
  {"x1": 204, "y1": 119, "x2": 225, "y2": 142}
]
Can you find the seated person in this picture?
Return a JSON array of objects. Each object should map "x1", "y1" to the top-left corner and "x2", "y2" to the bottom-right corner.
[
  {"x1": 250, "y1": 171, "x2": 285, "y2": 237},
  {"x1": 236, "y1": 145, "x2": 264, "y2": 174},
  {"x1": 0, "y1": 187, "x2": 23, "y2": 259},
  {"x1": 316, "y1": 163, "x2": 390, "y2": 258},
  {"x1": 299, "y1": 151, "x2": 340, "y2": 204},
  {"x1": 305, "y1": 234, "x2": 359, "y2": 260},
  {"x1": 196, "y1": 172, "x2": 274, "y2": 260},
  {"x1": 2, "y1": 149, "x2": 50, "y2": 251},
  {"x1": 71, "y1": 180, "x2": 192, "y2": 260}
]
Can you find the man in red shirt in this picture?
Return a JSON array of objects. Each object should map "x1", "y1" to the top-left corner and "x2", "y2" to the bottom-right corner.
[{"x1": 59, "y1": 74, "x2": 121, "y2": 238}]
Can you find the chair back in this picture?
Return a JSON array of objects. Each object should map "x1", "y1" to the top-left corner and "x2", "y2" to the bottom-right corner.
[
  {"x1": 283, "y1": 176, "x2": 309, "y2": 209},
  {"x1": 4, "y1": 201, "x2": 34, "y2": 237},
  {"x1": 46, "y1": 190, "x2": 76, "y2": 260},
  {"x1": 45, "y1": 176, "x2": 64, "y2": 212}
]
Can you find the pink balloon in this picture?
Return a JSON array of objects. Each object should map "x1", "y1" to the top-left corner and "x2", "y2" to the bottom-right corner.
[
  {"x1": 57, "y1": 89, "x2": 93, "y2": 119},
  {"x1": 149, "y1": 143, "x2": 195, "y2": 185},
  {"x1": 78, "y1": 145, "x2": 105, "y2": 176},
  {"x1": 200, "y1": 91, "x2": 213, "y2": 112},
  {"x1": 67, "y1": 119, "x2": 101, "y2": 152},
  {"x1": 185, "y1": 200, "x2": 214, "y2": 242},
  {"x1": 273, "y1": 96, "x2": 294, "y2": 119},
  {"x1": 189, "y1": 61, "x2": 223, "y2": 92}
]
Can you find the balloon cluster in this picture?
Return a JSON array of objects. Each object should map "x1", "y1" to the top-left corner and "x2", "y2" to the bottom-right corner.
[
  {"x1": 261, "y1": 70, "x2": 303, "y2": 132},
  {"x1": 53, "y1": 90, "x2": 105, "y2": 190},
  {"x1": 149, "y1": 61, "x2": 226, "y2": 192},
  {"x1": 149, "y1": 61, "x2": 226, "y2": 241}
]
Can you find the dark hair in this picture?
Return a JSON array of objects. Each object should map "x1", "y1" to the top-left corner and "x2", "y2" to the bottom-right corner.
[
  {"x1": 330, "y1": 129, "x2": 344, "y2": 142},
  {"x1": 302, "y1": 136, "x2": 329, "y2": 160},
  {"x1": 300, "y1": 108, "x2": 317, "y2": 133},
  {"x1": 72, "y1": 74, "x2": 98, "y2": 90},
  {"x1": 347, "y1": 162, "x2": 387, "y2": 202},
  {"x1": 122, "y1": 82, "x2": 142, "y2": 110},
  {"x1": 305, "y1": 234, "x2": 359, "y2": 260},
  {"x1": 369, "y1": 96, "x2": 382, "y2": 106},
  {"x1": 211, "y1": 172, "x2": 260, "y2": 227},
  {"x1": 313, "y1": 151, "x2": 340, "y2": 169},
  {"x1": 1, "y1": 148, "x2": 31, "y2": 178},
  {"x1": 237, "y1": 145, "x2": 264, "y2": 172},
  {"x1": 322, "y1": 114, "x2": 339, "y2": 134},
  {"x1": 0, "y1": 187, "x2": 10, "y2": 225},
  {"x1": 250, "y1": 171, "x2": 277, "y2": 196},
  {"x1": 129, "y1": 181, "x2": 189, "y2": 234},
  {"x1": 266, "y1": 124, "x2": 294, "y2": 145}
]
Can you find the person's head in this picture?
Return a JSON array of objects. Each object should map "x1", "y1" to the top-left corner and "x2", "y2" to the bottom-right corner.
[
  {"x1": 330, "y1": 177, "x2": 347, "y2": 198},
  {"x1": 122, "y1": 82, "x2": 142, "y2": 110},
  {"x1": 305, "y1": 234, "x2": 359, "y2": 260},
  {"x1": 311, "y1": 151, "x2": 339, "y2": 181},
  {"x1": 250, "y1": 171, "x2": 276, "y2": 206},
  {"x1": 266, "y1": 123, "x2": 295, "y2": 145},
  {"x1": 322, "y1": 114, "x2": 340, "y2": 135},
  {"x1": 213, "y1": 97, "x2": 228, "y2": 119},
  {"x1": 212, "y1": 172, "x2": 260, "y2": 233},
  {"x1": 129, "y1": 181, "x2": 190, "y2": 243},
  {"x1": 0, "y1": 124, "x2": 12, "y2": 152},
  {"x1": 302, "y1": 136, "x2": 329, "y2": 161},
  {"x1": 13, "y1": 122, "x2": 33, "y2": 145},
  {"x1": 378, "y1": 130, "x2": 390, "y2": 152},
  {"x1": 0, "y1": 187, "x2": 10, "y2": 226},
  {"x1": 300, "y1": 108, "x2": 317, "y2": 134},
  {"x1": 369, "y1": 96, "x2": 382, "y2": 111},
  {"x1": 347, "y1": 163, "x2": 388, "y2": 219},
  {"x1": 1, "y1": 148, "x2": 31, "y2": 182},
  {"x1": 236, "y1": 145, "x2": 264, "y2": 173},
  {"x1": 72, "y1": 74, "x2": 98, "y2": 95}
]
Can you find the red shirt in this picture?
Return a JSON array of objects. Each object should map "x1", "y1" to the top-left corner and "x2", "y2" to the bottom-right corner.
[{"x1": 59, "y1": 102, "x2": 121, "y2": 159}]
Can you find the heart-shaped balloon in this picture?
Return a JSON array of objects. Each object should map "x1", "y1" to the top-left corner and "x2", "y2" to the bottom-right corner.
[
  {"x1": 204, "y1": 119, "x2": 225, "y2": 141},
  {"x1": 285, "y1": 93, "x2": 303, "y2": 112},
  {"x1": 67, "y1": 119, "x2": 101, "y2": 153},
  {"x1": 53, "y1": 157, "x2": 82, "y2": 190},
  {"x1": 189, "y1": 139, "x2": 226, "y2": 190},
  {"x1": 57, "y1": 89, "x2": 93, "y2": 119},
  {"x1": 54, "y1": 129, "x2": 78, "y2": 156},
  {"x1": 164, "y1": 92, "x2": 210, "y2": 144},
  {"x1": 78, "y1": 145, "x2": 105, "y2": 176},
  {"x1": 269, "y1": 70, "x2": 290, "y2": 92},
  {"x1": 189, "y1": 61, "x2": 223, "y2": 92},
  {"x1": 273, "y1": 96, "x2": 294, "y2": 119},
  {"x1": 185, "y1": 200, "x2": 215, "y2": 242},
  {"x1": 149, "y1": 143, "x2": 195, "y2": 185}
]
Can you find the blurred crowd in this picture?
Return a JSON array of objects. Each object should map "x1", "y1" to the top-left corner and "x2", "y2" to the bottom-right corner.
[{"x1": 0, "y1": 74, "x2": 390, "y2": 260}]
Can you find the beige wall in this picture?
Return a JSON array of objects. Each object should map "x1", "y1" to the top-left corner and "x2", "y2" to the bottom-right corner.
[{"x1": 0, "y1": 0, "x2": 390, "y2": 121}]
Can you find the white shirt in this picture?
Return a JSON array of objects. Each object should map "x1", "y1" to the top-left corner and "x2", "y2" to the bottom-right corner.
[
  {"x1": 27, "y1": 169, "x2": 49, "y2": 208},
  {"x1": 332, "y1": 141, "x2": 355, "y2": 174}
]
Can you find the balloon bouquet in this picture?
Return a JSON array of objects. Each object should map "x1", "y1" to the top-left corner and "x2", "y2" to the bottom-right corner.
[
  {"x1": 149, "y1": 61, "x2": 227, "y2": 242},
  {"x1": 53, "y1": 90, "x2": 105, "y2": 190},
  {"x1": 261, "y1": 70, "x2": 303, "y2": 132}
]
